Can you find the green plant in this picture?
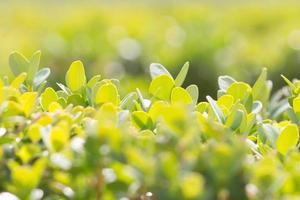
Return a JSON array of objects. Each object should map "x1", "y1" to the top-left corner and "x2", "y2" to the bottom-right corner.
[{"x1": 1, "y1": 51, "x2": 300, "y2": 199}]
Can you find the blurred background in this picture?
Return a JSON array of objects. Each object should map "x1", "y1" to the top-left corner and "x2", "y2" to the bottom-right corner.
[{"x1": 1, "y1": 0, "x2": 300, "y2": 99}]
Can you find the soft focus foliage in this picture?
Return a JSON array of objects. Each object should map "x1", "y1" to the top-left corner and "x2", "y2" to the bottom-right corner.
[
  {"x1": 2, "y1": 1, "x2": 300, "y2": 98},
  {"x1": 1, "y1": 51, "x2": 300, "y2": 199}
]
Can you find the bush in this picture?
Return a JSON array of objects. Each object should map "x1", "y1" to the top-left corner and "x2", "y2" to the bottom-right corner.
[{"x1": 1, "y1": 51, "x2": 300, "y2": 199}]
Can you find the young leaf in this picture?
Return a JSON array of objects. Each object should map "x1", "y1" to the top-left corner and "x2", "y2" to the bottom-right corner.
[
  {"x1": 67, "y1": 94, "x2": 86, "y2": 106},
  {"x1": 293, "y1": 96, "x2": 300, "y2": 114},
  {"x1": 225, "y1": 109, "x2": 243, "y2": 131},
  {"x1": 33, "y1": 68, "x2": 50, "y2": 90},
  {"x1": 175, "y1": 61, "x2": 189, "y2": 86},
  {"x1": 41, "y1": 87, "x2": 58, "y2": 111},
  {"x1": 57, "y1": 83, "x2": 72, "y2": 96},
  {"x1": 252, "y1": 101, "x2": 263, "y2": 114},
  {"x1": 9, "y1": 51, "x2": 29, "y2": 76},
  {"x1": 277, "y1": 124, "x2": 299, "y2": 155},
  {"x1": 27, "y1": 50, "x2": 41, "y2": 84},
  {"x1": 131, "y1": 111, "x2": 153, "y2": 130},
  {"x1": 218, "y1": 75, "x2": 236, "y2": 91},
  {"x1": 87, "y1": 75, "x2": 101, "y2": 88},
  {"x1": 149, "y1": 75, "x2": 175, "y2": 100},
  {"x1": 95, "y1": 83, "x2": 119, "y2": 105},
  {"x1": 149, "y1": 63, "x2": 172, "y2": 79},
  {"x1": 136, "y1": 88, "x2": 151, "y2": 111},
  {"x1": 253, "y1": 68, "x2": 269, "y2": 106},
  {"x1": 65, "y1": 60, "x2": 86, "y2": 92},
  {"x1": 171, "y1": 87, "x2": 192, "y2": 105},
  {"x1": 206, "y1": 95, "x2": 225, "y2": 124},
  {"x1": 20, "y1": 92, "x2": 38, "y2": 117},
  {"x1": 10, "y1": 72, "x2": 27, "y2": 89},
  {"x1": 281, "y1": 74, "x2": 296, "y2": 90},
  {"x1": 227, "y1": 82, "x2": 252, "y2": 103},
  {"x1": 186, "y1": 84, "x2": 199, "y2": 105},
  {"x1": 120, "y1": 92, "x2": 137, "y2": 110}
]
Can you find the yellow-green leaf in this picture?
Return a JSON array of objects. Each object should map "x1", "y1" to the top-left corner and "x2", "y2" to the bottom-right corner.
[
  {"x1": 41, "y1": 87, "x2": 58, "y2": 111},
  {"x1": 227, "y1": 82, "x2": 252, "y2": 102},
  {"x1": 131, "y1": 111, "x2": 153, "y2": 130},
  {"x1": 20, "y1": 92, "x2": 38, "y2": 117},
  {"x1": 149, "y1": 75, "x2": 175, "y2": 100},
  {"x1": 65, "y1": 60, "x2": 86, "y2": 92},
  {"x1": 95, "y1": 83, "x2": 120, "y2": 105},
  {"x1": 10, "y1": 72, "x2": 27, "y2": 89},
  {"x1": 277, "y1": 124, "x2": 299, "y2": 155},
  {"x1": 171, "y1": 87, "x2": 192, "y2": 105}
]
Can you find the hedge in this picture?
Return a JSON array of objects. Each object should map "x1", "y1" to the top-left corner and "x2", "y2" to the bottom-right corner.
[{"x1": 1, "y1": 51, "x2": 300, "y2": 200}]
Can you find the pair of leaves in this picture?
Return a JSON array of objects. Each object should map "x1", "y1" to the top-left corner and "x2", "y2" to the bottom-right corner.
[
  {"x1": 9, "y1": 51, "x2": 50, "y2": 90},
  {"x1": 150, "y1": 61, "x2": 189, "y2": 87}
]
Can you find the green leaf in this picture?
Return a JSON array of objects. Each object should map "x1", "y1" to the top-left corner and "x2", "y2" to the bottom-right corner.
[
  {"x1": 281, "y1": 74, "x2": 296, "y2": 90},
  {"x1": 252, "y1": 101, "x2": 263, "y2": 114},
  {"x1": 186, "y1": 84, "x2": 199, "y2": 105},
  {"x1": 175, "y1": 61, "x2": 189, "y2": 86},
  {"x1": 20, "y1": 92, "x2": 38, "y2": 117},
  {"x1": 277, "y1": 124, "x2": 299, "y2": 155},
  {"x1": 65, "y1": 60, "x2": 86, "y2": 92},
  {"x1": 136, "y1": 88, "x2": 150, "y2": 111},
  {"x1": 10, "y1": 72, "x2": 27, "y2": 89},
  {"x1": 33, "y1": 68, "x2": 50, "y2": 90},
  {"x1": 95, "y1": 83, "x2": 119, "y2": 105},
  {"x1": 293, "y1": 96, "x2": 300, "y2": 114},
  {"x1": 9, "y1": 51, "x2": 29, "y2": 76},
  {"x1": 120, "y1": 92, "x2": 137, "y2": 110},
  {"x1": 227, "y1": 82, "x2": 252, "y2": 103},
  {"x1": 149, "y1": 75, "x2": 175, "y2": 100},
  {"x1": 57, "y1": 83, "x2": 72, "y2": 96},
  {"x1": 171, "y1": 87, "x2": 192, "y2": 105},
  {"x1": 218, "y1": 75, "x2": 236, "y2": 91},
  {"x1": 149, "y1": 63, "x2": 172, "y2": 79},
  {"x1": 131, "y1": 111, "x2": 153, "y2": 130},
  {"x1": 225, "y1": 109, "x2": 243, "y2": 130},
  {"x1": 41, "y1": 87, "x2": 58, "y2": 111},
  {"x1": 196, "y1": 102, "x2": 209, "y2": 113},
  {"x1": 206, "y1": 95, "x2": 225, "y2": 124},
  {"x1": 27, "y1": 50, "x2": 41, "y2": 84},
  {"x1": 253, "y1": 68, "x2": 269, "y2": 106},
  {"x1": 67, "y1": 94, "x2": 86, "y2": 106},
  {"x1": 87, "y1": 75, "x2": 101, "y2": 88}
]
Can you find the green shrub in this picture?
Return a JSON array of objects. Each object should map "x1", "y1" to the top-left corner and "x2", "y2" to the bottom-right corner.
[{"x1": 1, "y1": 51, "x2": 300, "y2": 199}]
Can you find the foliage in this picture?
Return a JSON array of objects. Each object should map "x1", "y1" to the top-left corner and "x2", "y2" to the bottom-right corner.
[
  {"x1": 2, "y1": 1, "x2": 300, "y2": 99},
  {"x1": 1, "y1": 51, "x2": 300, "y2": 200}
]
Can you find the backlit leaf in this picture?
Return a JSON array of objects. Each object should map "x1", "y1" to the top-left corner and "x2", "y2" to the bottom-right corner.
[
  {"x1": 65, "y1": 60, "x2": 86, "y2": 92},
  {"x1": 149, "y1": 75, "x2": 175, "y2": 100},
  {"x1": 175, "y1": 61, "x2": 189, "y2": 86}
]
